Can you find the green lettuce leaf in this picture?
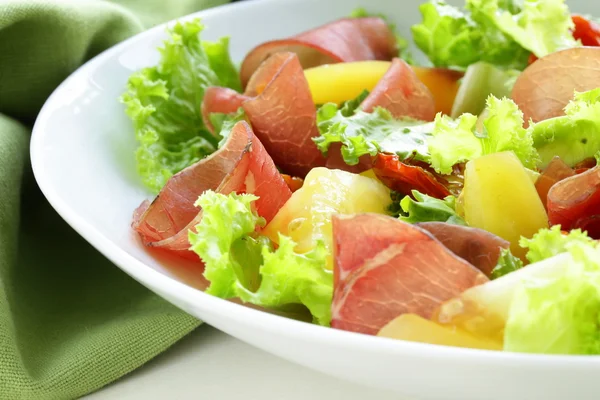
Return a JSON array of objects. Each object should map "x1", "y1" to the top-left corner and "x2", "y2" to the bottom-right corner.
[
  {"x1": 189, "y1": 191, "x2": 333, "y2": 326},
  {"x1": 529, "y1": 88, "x2": 600, "y2": 168},
  {"x1": 189, "y1": 191, "x2": 266, "y2": 298},
  {"x1": 411, "y1": 0, "x2": 529, "y2": 69},
  {"x1": 504, "y1": 242, "x2": 600, "y2": 354},
  {"x1": 202, "y1": 37, "x2": 242, "y2": 93},
  {"x1": 428, "y1": 95, "x2": 539, "y2": 174},
  {"x1": 520, "y1": 225, "x2": 596, "y2": 264},
  {"x1": 338, "y1": 89, "x2": 370, "y2": 117},
  {"x1": 412, "y1": 0, "x2": 576, "y2": 70},
  {"x1": 315, "y1": 103, "x2": 433, "y2": 166},
  {"x1": 398, "y1": 190, "x2": 466, "y2": 225},
  {"x1": 121, "y1": 19, "x2": 241, "y2": 193},
  {"x1": 490, "y1": 248, "x2": 524, "y2": 279},
  {"x1": 475, "y1": 0, "x2": 576, "y2": 59},
  {"x1": 236, "y1": 235, "x2": 333, "y2": 326},
  {"x1": 427, "y1": 112, "x2": 481, "y2": 174}
]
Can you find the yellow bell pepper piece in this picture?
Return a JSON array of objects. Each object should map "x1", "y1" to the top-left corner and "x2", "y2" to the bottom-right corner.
[
  {"x1": 304, "y1": 61, "x2": 391, "y2": 105},
  {"x1": 303, "y1": 61, "x2": 461, "y2": 115}
]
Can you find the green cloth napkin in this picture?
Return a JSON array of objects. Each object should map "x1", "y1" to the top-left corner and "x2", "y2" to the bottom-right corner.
[{"x1": 0, "y1": 1, "x2": 228, "y2": 399}]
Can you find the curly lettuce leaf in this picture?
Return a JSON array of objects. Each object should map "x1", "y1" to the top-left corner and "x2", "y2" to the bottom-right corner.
[
  {"x1": 490, "y1": 248, "x2": 524, "y2": 279},
  {"x1": 427, "y1": 112, "x2": 481, "y2": 174},
  {"x1": 428, "y1": 95, "x2": 539, "y2": 174},
  {"x1": 202, "y1": 37, "x2": 242, "y2": 93},
  {"x1": 412, "y1": 0, "x2": 528, "y2": 69},
  {"x1": 189, "y1": 191, "x2": 266, "y2": 298},
  {"x1": 315, "y1": 102, "x2": 433, "y2": 166},
  {"x1": 529, "y1": 88, "x2": 600, "y2": 168},
  {"x1": 504, "y1": 242, "x2": 600, "y2": 354},
  {"x1": 236, "y1": 235, "x2": 333, "y2": 326},
  {"x1": 520, "y1": 226, "x2": 596, "y2": 264},
  {"x1": 189, "y1": 191, "x2": 333, "y2": 326},
  {"x1": 398, "y1": 190, "x2": 466, "y2": 225},
  {"x1": 475, "y1": 0, "x2": 576, "y2": 59},
  {"x1": 412, "y1": 0, "x2": 575, "y2": 70},
  {"x1": 121, "y1": 19, "x2": 241, "y2": 193}
]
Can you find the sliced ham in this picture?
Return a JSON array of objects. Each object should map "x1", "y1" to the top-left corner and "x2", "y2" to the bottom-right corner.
[
  {"x1": 512, "y1": 47, "x2": 600, "y2": 124},
  {"x1": 204, "y1": 52, "x2": 326, "y2": 177},
  {"x1": 372, "y1": 154, "x2": 452, "y2": 199},
  {"x1": 361, "y1": 58, "x2": 436, "y2": 121},
  {"x1": 331, "y1": 214, "x2": 488, "y2": 335},
  {"x1": 242, "y1": 52, "x2": 326, "y2": 176},
  {"x1": 201, "y1": 87, "x2": 249, "y2": 132},
  {"x1": 416, "y1": 222, "x2": 510, "y2": 277},
  {"x1": 240, "y1": 17, "x2": 397, "y2": 88},
  {"x1": 548, "y1": 165, "x2": 600, "y2": 238},
  {"x1": 132, "y1": 121, "x2": 292, "y2": 257}
]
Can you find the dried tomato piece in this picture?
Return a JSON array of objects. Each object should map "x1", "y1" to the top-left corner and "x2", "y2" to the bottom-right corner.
[
  {"x1": 548, "y1": 165, "x2": 600, "y2": 238},
  {"x1": 281, "y1": 174, "x2": 304, "y2": 192},
  {"x1": 572, "y1": 15, "x2": 600, "y2": 47},
  {"x1": 372, "y1": 154, "x2": 452, "y2": 199},
  {"x1": 536, "y1": 157, "x2": 576, "y2": 209}
]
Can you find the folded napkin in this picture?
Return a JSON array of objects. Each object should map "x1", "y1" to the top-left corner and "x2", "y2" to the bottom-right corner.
[{"x1": 0, "y1": 1, "x2": 228, "y2": 398}]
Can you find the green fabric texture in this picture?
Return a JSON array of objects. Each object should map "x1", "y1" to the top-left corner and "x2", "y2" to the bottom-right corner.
[{"x1": 0, "y1": 1, "x2": 228, "y2": 399}]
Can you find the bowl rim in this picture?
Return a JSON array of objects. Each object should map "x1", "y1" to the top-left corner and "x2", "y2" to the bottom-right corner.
[{"x1": 30, "y1": 0, "x2": 600, "y2": 368}]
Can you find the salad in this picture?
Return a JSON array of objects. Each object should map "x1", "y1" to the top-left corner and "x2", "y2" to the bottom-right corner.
[{"x1": 122, "y1": 0, "x2": 600, "y2": 355}]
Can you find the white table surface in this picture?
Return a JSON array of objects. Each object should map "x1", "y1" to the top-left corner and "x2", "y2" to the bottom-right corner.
[{"x1": 85, "y1": 325, "x2": 403, "y2": 400}]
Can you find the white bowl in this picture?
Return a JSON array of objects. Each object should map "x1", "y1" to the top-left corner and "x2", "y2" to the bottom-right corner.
[{"x1": 31, "y1": 1, "x2": 600, "y2": 399}]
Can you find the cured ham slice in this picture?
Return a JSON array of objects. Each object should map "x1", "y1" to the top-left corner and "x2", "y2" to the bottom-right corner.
[
  {"x1": 331, "y1": 214, "x2": 488, "y2": 335},
  {"x1": 201, "y1": 87, "x2": 249, "y2": 132},
  {"x1": 548, "y1": 165, "x2": 600, "y2": 238},
  {"x1": 416, "y1": 222, "x2": 510, "y2": 277},
  {"x1": 204, "y1": 58, "x2": 437, "y2": 178},
  {"x1": 204, "y1": 52, "x2": 326, "y2": 177},
  {"x1": 361, "y1": 58, "x2": 436, "y2": 121},
  {"x1": 512, "y1": 47, "x2": 600, "y2": 124},
  {"x1": 243, "y1": 52, "x2": 326, "y2": 176},
  {"x1": 240, "y1": 17, "x2": 397, "y2": 88},
  {"x1": 132, "y1": 121, "x2": 292, "y2": 257},
  {"x1": 372, "y1": 154, "x2": 452, "y2": 199}
]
